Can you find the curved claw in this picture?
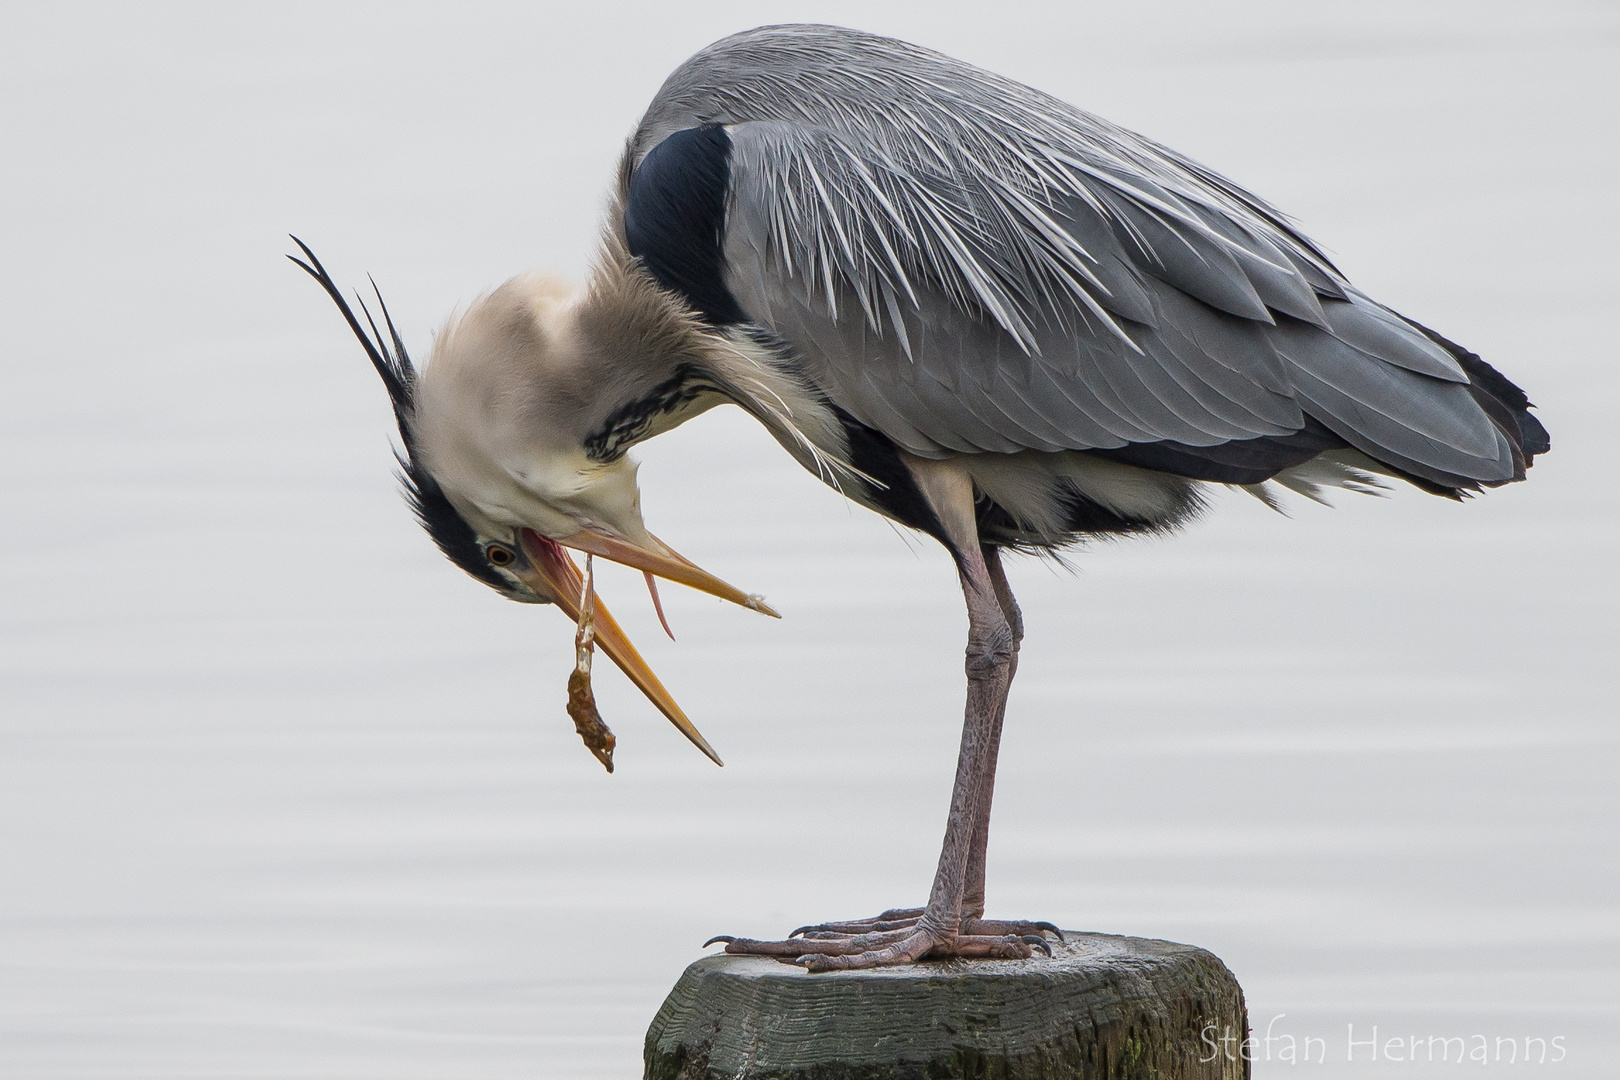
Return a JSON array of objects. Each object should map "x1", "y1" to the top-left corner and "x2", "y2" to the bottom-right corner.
[
  {"x1": 1035, "y1": 921, "x2": 1066, "y2": 942},
  {"x1": 1021, "y1": 934, "x2": 1053, "y2": 957},
  {"x1": 702, "y1": 935, "x2": 736, "y2": 948},
  {"x1": 788, "y1": 925, "x2": 816, "y2": 939}
]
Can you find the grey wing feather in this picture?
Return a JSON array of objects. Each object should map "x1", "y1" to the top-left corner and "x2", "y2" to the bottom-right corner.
[
  {"x1": 1318, "y1": 292, "x2": 1468, "y2": 382},
  {"x1": 637, "y1": 24, "x2": 1517, "y2": 484}
]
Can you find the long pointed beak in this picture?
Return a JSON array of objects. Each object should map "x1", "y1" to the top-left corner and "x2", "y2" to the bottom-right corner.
[
  {"x1": 556, "y1": 529, "x2": 780, "y2": 619},
  {"x1": 516, "y1": 529, "x2": 724, "y2": 766}
]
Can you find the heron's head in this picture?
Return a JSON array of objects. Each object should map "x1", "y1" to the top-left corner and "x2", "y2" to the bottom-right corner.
[
  {"x1": 412, "y1": 271, "x2": 655, "y2": 595},
  {"x1": 290, "y1": 241, "x2": 774, "y2": 766}
]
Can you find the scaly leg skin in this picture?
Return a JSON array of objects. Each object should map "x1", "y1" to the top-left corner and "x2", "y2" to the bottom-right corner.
[
  {"x1": 709, "y1": 472, "x2": 1062, "y2": 970},
  {"x1": 959, "y1": 548, "x2": 1062, "y2": 943},
  {"x1": 761, "y1": 547, "x2": 1061, "y2": 951}
]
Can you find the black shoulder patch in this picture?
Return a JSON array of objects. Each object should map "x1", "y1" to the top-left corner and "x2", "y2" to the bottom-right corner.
[{"x1": 625, "y1": 125, "x2": 746, "y2": 325}]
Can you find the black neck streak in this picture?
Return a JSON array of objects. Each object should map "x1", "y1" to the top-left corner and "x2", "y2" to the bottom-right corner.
[{"x1": 584, "y1": 364, "x2": 721, "y2": 462}]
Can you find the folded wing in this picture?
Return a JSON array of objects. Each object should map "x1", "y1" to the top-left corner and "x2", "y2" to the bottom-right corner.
[{"x1": 631, "y1": 25, "x2": 1543, "y2": 493}]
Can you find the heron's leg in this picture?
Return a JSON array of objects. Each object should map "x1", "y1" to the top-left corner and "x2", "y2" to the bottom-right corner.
[
  {"x1": 911, "y1": 540, "x2": 1019, "y2": 934},
  {"x1": 952, "y1": 547, "x2": 1058, "y2": 941},
  {"x1": 713, "y1": 540, "x2": 1034, "y2": 969},
  {"x1": 710, "y1": 461, "x2": 1058, "y2": 970},
  {"x1": 952, "y1": 540, "x2": 1017, "y2": 919},
  {"x1": 787, "y1": 547, "x2": 1057, "y2": 945}
]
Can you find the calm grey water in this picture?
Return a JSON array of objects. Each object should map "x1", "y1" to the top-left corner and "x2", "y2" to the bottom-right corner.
[{"x1": 2, "y1": 3, "x2": 1616, "y2": 1077}]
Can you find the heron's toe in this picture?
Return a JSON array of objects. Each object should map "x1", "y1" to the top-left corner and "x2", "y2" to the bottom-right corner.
[{"x1": 960, "y1": 917, "x2": 1065, "y2": 941}]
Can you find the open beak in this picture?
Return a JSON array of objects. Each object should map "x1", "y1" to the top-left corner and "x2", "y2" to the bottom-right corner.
[
  {"x1": 515, "y1": 528, "x2": 772, "y2": 767},
  {"x1": 555, "y1": 529, "x2": 779, "y2": 619}
]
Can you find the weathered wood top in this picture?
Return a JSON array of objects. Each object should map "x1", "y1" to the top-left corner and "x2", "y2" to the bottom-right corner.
[{"x1": 646, "y1": 932, "x2": 1248, "y2": 1079}]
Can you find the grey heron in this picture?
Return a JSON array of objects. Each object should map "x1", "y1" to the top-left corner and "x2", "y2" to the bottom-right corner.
[{"x1": 292, "y1": 24, "x2": 1549, "y2": 972}]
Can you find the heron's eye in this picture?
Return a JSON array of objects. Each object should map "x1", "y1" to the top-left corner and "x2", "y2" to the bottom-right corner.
[{"x1": 486, "y1": 544, "x2": 515, "y2": 567}]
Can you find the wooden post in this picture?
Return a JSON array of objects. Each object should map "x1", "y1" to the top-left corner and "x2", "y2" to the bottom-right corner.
[{"x1": 645, "y1": 932, "x2": 1248, "y2": 1079}]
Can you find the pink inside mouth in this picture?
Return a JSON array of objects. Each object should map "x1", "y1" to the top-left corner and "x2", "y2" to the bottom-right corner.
[
  {"x1": 520, "y1": 527, "x2": 566, "y2": 562},
  {"x1": 521, "y1": 528, "x2": 675, "y2": 638}
]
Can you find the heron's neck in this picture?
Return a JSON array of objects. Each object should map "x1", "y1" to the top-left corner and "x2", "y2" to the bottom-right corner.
[
  {"x1": 574, "y1": 249, "x2": 853, "y2": 489},
  {"x1": 570, "y1": 256, "x2": 728, "y2": 460}
]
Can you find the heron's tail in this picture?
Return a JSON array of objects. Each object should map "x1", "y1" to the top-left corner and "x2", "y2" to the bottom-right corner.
[{"x1": 1404, "y1": 318, "x2": 1551, "y2": 481}]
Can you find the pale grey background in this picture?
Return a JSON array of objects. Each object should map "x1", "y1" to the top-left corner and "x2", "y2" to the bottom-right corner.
[{"x1": 2, "y1": 2, "x2": 1615, "y2": 1076}]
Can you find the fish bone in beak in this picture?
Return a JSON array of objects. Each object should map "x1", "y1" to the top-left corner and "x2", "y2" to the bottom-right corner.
[{"x1": 514, "y1": 527, "x2": 779, "y2": 768}]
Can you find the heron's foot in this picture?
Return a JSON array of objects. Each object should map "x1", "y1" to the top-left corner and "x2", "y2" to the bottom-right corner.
[
  {"x1": 787, "y1": 906, "x2": 1065, "y2": 944},
  {"x1": 706, "y1": 923, "x2": 1047, "y2": 971},
  {"x1": 788, "y1": 906, "x2": 924, "y2": 937}
]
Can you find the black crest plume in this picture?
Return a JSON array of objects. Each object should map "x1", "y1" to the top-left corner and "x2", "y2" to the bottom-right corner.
[
  {"x1": 288, "y1": 237, "x2": 509, "y2": 592},
  {"x1": 288, "y1": 236, "x2": 418, "y2": 436}
]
